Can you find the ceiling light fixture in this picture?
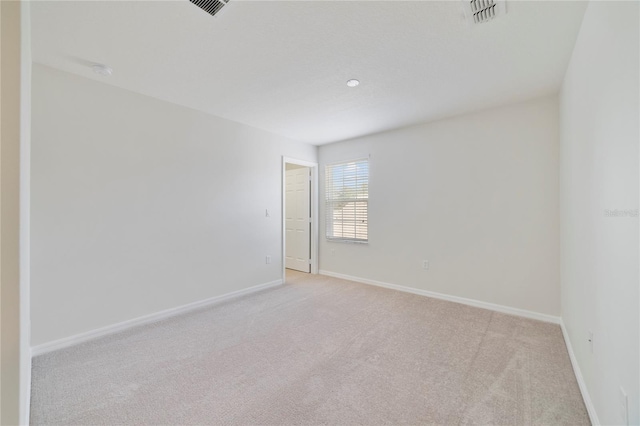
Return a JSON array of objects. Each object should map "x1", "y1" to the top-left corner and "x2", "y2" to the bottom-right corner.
[
  {"x1": 346, "y1": 79, "x2": 360, "y2": 88},
  {"x1": 92, "y1": 64, "x2": 113, "y2": 76}
]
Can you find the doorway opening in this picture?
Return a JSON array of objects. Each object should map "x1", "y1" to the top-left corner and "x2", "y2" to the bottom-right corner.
[{"x1": 282, "y1": 157, "x2": 318, "y2": 282}]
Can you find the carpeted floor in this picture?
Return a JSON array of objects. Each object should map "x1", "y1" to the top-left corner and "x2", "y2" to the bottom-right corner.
[{"x1": 31, "y1": 271, "x2": 590, "y2": 425}]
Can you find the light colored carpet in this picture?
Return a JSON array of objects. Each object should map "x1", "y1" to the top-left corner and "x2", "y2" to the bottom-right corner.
[{"x1": 31, "y1": 271, "x2": 590, "y2": 425}]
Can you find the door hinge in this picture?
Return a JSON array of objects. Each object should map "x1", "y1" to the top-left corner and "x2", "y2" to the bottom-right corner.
[{"x1": 308, "y1": 259, "x2": 312, "y2": 265}]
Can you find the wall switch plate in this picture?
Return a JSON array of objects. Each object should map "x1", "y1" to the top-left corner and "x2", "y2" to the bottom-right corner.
[
  {"x1": 265, "y1": 209, "x2": 270, "y2": 217},
  {"x1": 422, "y1": 260, "x2": 429, "y2": 270},
  {"x1": 619, "y1": 386, "x2": 629, "y2": 425},
  {"x1": 265, "y1": 256, "x2": 271, "y2": 264}
]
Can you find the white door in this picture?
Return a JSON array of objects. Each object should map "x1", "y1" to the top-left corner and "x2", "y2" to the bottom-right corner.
[{"x1": 285, "y1": 167, "x2": 311, "y2": 272}]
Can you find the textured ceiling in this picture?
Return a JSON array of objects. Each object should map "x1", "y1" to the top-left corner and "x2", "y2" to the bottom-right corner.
[{"x1": 31, "y1": 0, "x2": 587, "y2": 145}]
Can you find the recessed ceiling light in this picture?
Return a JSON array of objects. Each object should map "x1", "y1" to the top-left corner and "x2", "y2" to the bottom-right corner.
[
  {"x1": 346, "y1": 79, "x2": 360, "y2": 88},
  {"x1": 92, "y1": 64, "x2": 113, "y2": 76}
]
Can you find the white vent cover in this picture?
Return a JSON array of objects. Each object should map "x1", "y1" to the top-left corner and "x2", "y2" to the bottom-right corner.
[
  {"x1": 464, "y1": 0, "x2": 506, "y2": 24},
  {"x1": 189, "y1": 0, "x2": 230, "y2": 18}
]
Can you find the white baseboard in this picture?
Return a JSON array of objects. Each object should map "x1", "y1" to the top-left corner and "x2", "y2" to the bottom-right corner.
[
  {"x1": 32, "y1": 279, "x2": 283, "y2": 357},
  {"x1": 560, "y1": 320, "x2": 600, "y2": 425},
  {"x1": 319, "y1": 270, "x2": 561, "y2": 324}
]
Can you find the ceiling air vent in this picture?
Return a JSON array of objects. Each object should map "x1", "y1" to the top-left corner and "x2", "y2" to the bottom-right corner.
[
  {"x1": 189, "y1": 0, "x2": 230, "y2": 18},
  {"x1": 464, "y1": 0, "x2": 506, "y2": 24}
]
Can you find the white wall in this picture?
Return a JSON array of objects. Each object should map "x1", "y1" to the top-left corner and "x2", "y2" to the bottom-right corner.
[
  {"x1": 319, "y1": 96, "x2": 560, "y2": 317},
  {"x1": 31, "y1": 64, "x2": 316, "y2": 346},
  {"x1": 559, "y1": 1, "x2": 639, "y2": 425}
]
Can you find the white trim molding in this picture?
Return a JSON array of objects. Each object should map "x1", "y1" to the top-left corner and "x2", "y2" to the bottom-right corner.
[
  {"x1": 20, "y1": 0, "x2": 33, "y2": 423},
  {"x1": 560, "y1": 319, "x2": 600, "y2": 425},
  {"x1": 319, "y1": 270, "x2": 561, "y2": 324},
  {"x1": 32, "y1": 279, "x2": 283, "y2": 357}
]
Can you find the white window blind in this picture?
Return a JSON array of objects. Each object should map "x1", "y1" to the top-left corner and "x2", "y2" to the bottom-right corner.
[{"x1": 325, "y1": 159, "x2": 369, "y2": 242}]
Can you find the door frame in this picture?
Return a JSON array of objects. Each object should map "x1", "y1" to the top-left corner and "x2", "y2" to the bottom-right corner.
[{"x1": 282, "y1": 157, "x2": 318, "y2": 281}]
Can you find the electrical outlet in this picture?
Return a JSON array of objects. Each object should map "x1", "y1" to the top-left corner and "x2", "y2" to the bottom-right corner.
[
  {"x1": 422, "y1": 260, "x2": 429, "y2": 270},
  {"x1": 588, "y1": 331, "x2": 593, "y2": 354},
  {"x1": 265, "y1": 255, "x2": 271, "y2": 264},
  {"x1": 619, "y1": 387, "x2": 629, "y2": 425}
]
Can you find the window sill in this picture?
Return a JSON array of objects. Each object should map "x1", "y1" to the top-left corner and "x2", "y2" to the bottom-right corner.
[{"x1": 326, "y1": 239, "x2": 368, "y2": 245}]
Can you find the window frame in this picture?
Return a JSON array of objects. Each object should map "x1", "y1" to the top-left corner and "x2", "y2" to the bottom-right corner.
[{"x1": 324, "y1": 158, "x2": 369, "y2": 244}]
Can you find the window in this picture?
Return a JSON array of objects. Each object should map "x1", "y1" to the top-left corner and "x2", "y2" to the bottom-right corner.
[{"x1": 325, "y1": 159, "x2": 369, "y2": 242}]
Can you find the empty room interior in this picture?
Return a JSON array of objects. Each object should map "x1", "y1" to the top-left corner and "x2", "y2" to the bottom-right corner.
[{"x1": 1, "y1": 0, "x2": 639, "y2": 425}]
